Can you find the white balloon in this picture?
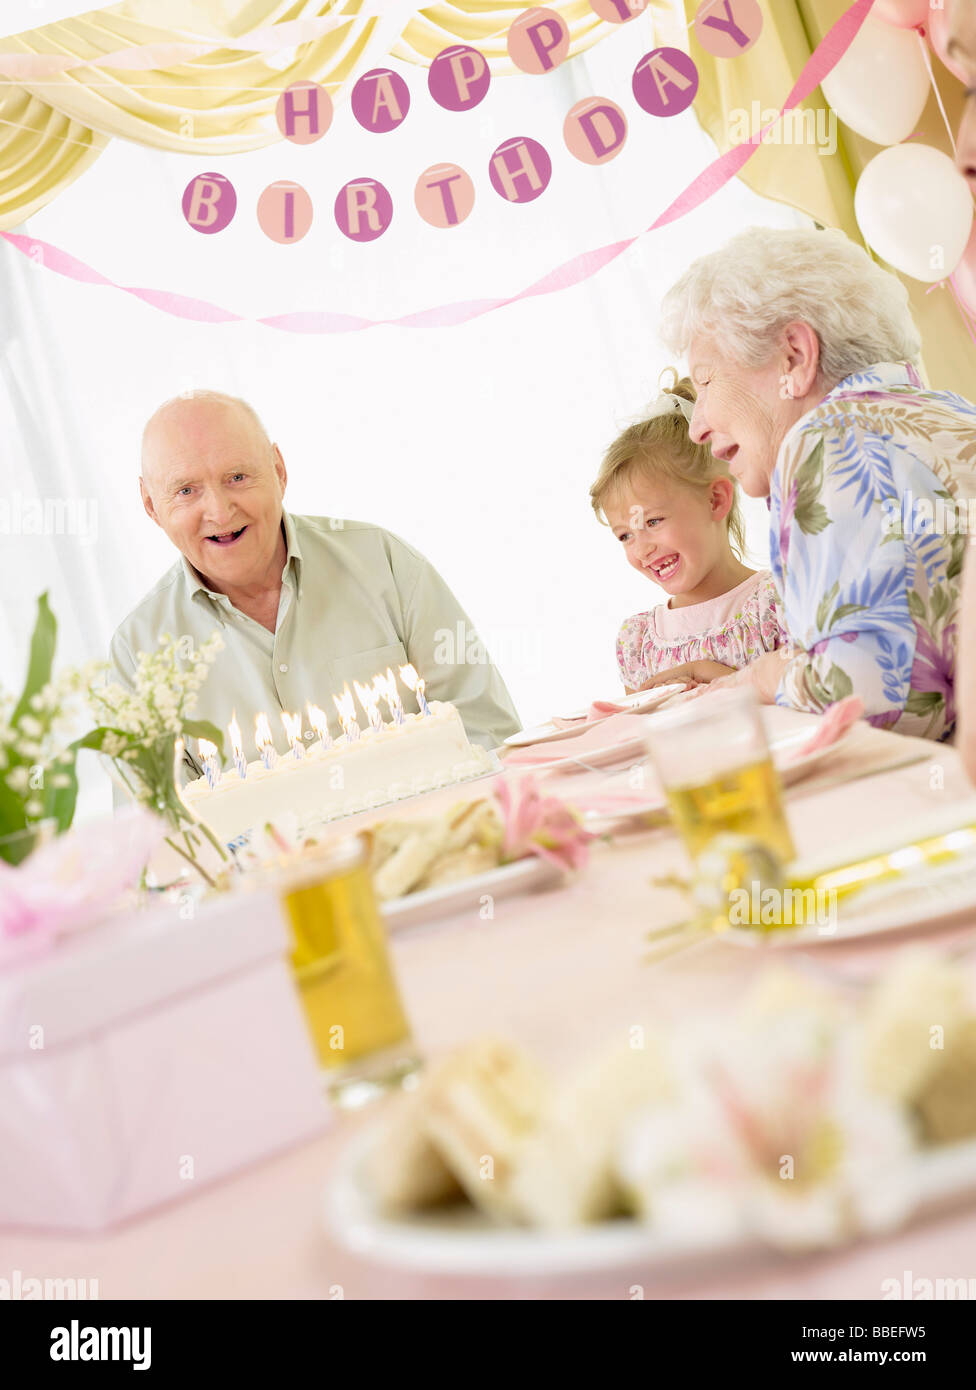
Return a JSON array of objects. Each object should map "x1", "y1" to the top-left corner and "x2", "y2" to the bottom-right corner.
[
  {"x1": 820, "y1": 15, "x2": 930, "y2": 146},
  {"x1": 855, "y1": 144, "x2": 973, "y2": 283}
]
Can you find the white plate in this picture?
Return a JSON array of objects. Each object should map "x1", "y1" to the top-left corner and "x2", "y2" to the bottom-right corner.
[
  {"x1": 326, "y1": 1126, "x2": 976, "y2": 1280},
  {"x1": 380, "y1": 855, "x2": 565, "y2": 931},
  {"x1": 503, "y1": 686, "x2": 689, "y2": 749},
  {"x1": 577, "y1": 726, "x2": 858, "y2": 818},
  {"x1": 725, "y1": 850, "x2": 976, "y2": 950}
]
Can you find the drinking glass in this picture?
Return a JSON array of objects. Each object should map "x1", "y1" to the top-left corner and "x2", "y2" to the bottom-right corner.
[
  {"x1": 644, "y1": 687, "x2": 796, "y2": 866},
  {"x1": 274, "y1": 835, "x2": 421, "y2": 1107}
]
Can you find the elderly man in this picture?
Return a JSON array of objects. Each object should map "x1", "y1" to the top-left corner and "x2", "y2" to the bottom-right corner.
[{"x1": 110, "y1": 392, "x2": 520, "y2": 758}]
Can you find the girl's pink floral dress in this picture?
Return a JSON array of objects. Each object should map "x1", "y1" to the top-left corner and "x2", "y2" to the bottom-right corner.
[{"x1": 615, "y1": 570, "x2": 792, "y2": 690}]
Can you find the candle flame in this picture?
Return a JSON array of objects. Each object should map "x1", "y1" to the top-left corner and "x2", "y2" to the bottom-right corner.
[
  {"x1": 378, "y1": 668, "x2": 404, "y2": 721},
  {"x1": 333, "y1": 684, "x2": 360, "y2": 738},
  {"x1": 255, "y1": 711, "x2": 274, "y2": 750},
  {"x1": 198, "y1": 737, "x2": 218, "y2": 762},
  {"x1": 228, "y1": 713, "x2": 244, "y2": 757},
  {"x1": 281, "y1": 711, "x2": 303, "y2": 749},
  {"x1": 399, "y1": 663, "x2": 419, "y2": 691},
  {"x1": 307, "y1": 702, "x2": 331, "y2": 742},
  {"x1": 354, "y1": 678, "x2": 380, "y2": 722}
]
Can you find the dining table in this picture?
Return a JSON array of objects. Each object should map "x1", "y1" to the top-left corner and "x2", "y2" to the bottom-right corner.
[{"x1": 3, "y1": 704, "x2": 976, "y2": 1300}]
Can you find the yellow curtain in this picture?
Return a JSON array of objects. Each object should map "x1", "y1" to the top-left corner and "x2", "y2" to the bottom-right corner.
[
  {"x1": 0, "y1": 0, "x2": 636, "y2": 229},
  {"x1": 394, "y1": 1, "x2": 625, "y2": 70},
  {"x1": 684, "y1": 0, "x2": 974, "y2": 396}
]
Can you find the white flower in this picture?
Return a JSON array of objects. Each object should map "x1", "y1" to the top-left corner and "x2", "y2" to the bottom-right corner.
[
  {"x1": 25, "y1": 796, "x2": 44, "y2": 817},
  {"x1": 6, "y1": 765, "x2": 30, "y2": 793}
]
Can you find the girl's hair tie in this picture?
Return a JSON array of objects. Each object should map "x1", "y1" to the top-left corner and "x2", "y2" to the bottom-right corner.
[{"x1": 646, "y1": 390, "x2": 695, "y2": 425}]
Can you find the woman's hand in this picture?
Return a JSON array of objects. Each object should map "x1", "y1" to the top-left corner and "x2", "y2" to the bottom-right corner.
[
  {"x1": 636, "y1": 660, "x2": 737, "y2": 692},
  {"x1": 683, "y1": 650, "x2": 792, "y2": 703}
]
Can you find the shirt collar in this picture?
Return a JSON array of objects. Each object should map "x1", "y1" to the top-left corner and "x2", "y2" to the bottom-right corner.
[
  {"x1": 824, "y1": 361, "x2": 923, "y2": 399},
  {"x1": 181, "y1": 509, "x2": 302, "y2": 603}
]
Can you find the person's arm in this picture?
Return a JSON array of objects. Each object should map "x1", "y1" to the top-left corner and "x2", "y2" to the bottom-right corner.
[
  {"x1": 768, "y1": 428, "x2": 922, "y2": 725},
  {"x1": 391, "y1": 541, "x2": 521, "y2": 747},
  {"x1": 959, "y1": 539, "x2": 976, "y2": 782}
]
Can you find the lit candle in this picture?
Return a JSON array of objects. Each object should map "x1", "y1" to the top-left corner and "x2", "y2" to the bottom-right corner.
[
  {"x1": 198, "y1": 737, "x2": 221, "y2": 790},
  {"x1": 383, "y1": 667, "x2": 405, "y2": 725},
  {"x1": 228, "y1": 714, "x2": 247, "y2": 780},
  {"x1": 399, "y1": 663, "x2": 430, "y2": 716},
  {"x1": 255, "y1": 712, "x2": 277, "y2": 770},
  {"x1": 333, "y1": 684, "x2": 360, "y2": 742},
  {"x1": 354, "y1": 678, "x2": 384, "y2": 733},
  {"x1": 307, "y1": 702, "x2": 333, "y2": 750},
  {"x1": 282, "y1": 710, "x2": 304, "y2": 760}
]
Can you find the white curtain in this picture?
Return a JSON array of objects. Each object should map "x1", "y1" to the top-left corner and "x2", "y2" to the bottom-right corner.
[{"x1": 0, "y1": 12, "x2": 809, "y2": 817}]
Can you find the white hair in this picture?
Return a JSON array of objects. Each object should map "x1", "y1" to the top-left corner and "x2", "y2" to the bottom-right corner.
[{"x1": 659, "y1": 226, "x2": 922, "y2": 384}]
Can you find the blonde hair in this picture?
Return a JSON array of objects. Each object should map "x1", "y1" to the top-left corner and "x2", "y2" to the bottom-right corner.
[{"x1": 589, "y1": 371, "x2": 746, "y2": 558}]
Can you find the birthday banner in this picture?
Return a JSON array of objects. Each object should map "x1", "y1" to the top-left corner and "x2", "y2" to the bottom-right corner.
[{"x1": 1, "y1": 0, "x2": 971, "y2": 335}]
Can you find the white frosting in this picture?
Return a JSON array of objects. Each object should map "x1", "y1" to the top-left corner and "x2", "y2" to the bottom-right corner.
[{"x1": 180, "y1": 702, "x2": 493, "y2": 846}]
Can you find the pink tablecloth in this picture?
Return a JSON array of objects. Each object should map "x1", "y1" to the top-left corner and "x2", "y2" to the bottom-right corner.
[{"x1": 2, "y1": 708, "x2": 975, "y2": 1299}]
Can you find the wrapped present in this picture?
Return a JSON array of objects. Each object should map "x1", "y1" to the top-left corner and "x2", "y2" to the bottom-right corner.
[{"x1": 0, "y1": 813, "x2": 328, "y2": 1231}]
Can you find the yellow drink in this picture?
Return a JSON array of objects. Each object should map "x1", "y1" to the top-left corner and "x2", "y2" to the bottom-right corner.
[
  {"x1": 278, "y1": 838, "x2": 415, "y2": 1086},
  {"x1": 665, "y1": 755, "x2": 796, "y2": 865}
]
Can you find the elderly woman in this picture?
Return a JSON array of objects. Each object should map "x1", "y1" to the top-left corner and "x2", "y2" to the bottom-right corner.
[
  {"x1": 948, "y1": 0, "x2": 976, "y2": 780},
  {"x1": 658, "y1": 226, "x2": 976, "y2": 742}
]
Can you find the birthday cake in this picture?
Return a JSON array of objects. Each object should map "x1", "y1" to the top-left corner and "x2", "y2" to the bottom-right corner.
[{"x1": 180, "y1": 700, "x2": 494, "y2": 848}]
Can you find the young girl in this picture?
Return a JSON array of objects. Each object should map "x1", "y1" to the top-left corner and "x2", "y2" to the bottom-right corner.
[{"x1": 589, "y1": 373, "x2": 792, "y2": 695}]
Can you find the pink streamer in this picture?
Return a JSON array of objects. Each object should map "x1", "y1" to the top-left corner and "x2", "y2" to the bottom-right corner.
[
  {"x1": 948, "y1": 275, "x2": 976, "y2": 353},
  {"x1": 0, "y1": 0, "x2": 876, "y2": 334}
]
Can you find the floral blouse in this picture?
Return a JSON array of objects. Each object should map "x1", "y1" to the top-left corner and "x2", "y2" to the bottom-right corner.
[
  {"x1": 771, "y1": 361, "x2": 976, "y2": 741},
  {"x1": 616, "y1": 570, "x2": 791, "y2": 689}
]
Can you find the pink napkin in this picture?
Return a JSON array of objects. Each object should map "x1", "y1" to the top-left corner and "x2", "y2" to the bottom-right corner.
[
  {"x1": 550, "y1": 699, "x2": 636, "y2": 731},
  {"x1": 784, "y1": 695, "x2": 866, "y2": 761},
  {"x1": 502, "y1": 713, "x2": 646, "y2": 768}
]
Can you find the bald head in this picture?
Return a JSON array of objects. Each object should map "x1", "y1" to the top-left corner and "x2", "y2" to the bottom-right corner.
[
  {"x1": 141, "y1": 391, "x2": 273, "y2": 487},
  {"x1": 138, "y1": 390, "x2": 288, "y2": 594}
]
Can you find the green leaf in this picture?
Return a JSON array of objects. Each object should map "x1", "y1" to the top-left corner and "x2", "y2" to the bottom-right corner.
[
  {"x1": 12, "y1": 593, "x2": 57, "y2": 724},
  {"x1": 815, "y1": 581, "x2": 839, "y2": 633},
  {"x1": 930, "y1": 586, "x2": 950, "y2": 625},
  {"x1": 41, "y1": 754, "x2": 79, "y2": 835},
  {"x1": 832, "y1": 602, "x2": 868, "y2": 626},
  {"x1": 182, "y1": 719, "x2": 225, "y2": 759},
  {"x1": 907, "y1": 589, "x2": 926, "y2": 623},
  {"x1": 947, "y1": 534, "x2": 966, "y2": 583},
  {"x1": 794, "y1": 440, "x2": 833, "y2": 537},
  {"x1": 72, "y1": 725, "x2": 128, "y2": 753},
  {"x1": 822, "y1": 663, "x2": 854, "y2": 705},
  {"x1": 0, "y1": 777, "x2": 28, "y2": 841},
  {"x1": 905, "y1": 689, "x2": 943, "y2": 715}
]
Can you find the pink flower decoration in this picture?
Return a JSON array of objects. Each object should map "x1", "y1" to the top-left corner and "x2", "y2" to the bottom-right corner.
[
  {"x1": 0, "y1": 808, "x2": 167, "y2": 971},
  {"x1": 493, "y1": 775, "x2": 594, "y2": 872}
]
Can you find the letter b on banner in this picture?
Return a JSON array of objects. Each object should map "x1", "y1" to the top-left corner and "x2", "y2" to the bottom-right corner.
[{"x1": 182, "y1": 172, "x2": 236, "y2": 233}]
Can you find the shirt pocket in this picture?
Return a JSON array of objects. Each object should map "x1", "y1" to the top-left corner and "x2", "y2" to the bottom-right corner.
[{"x1": 327, "y1": 641, "x2": 409, "y2": 696}]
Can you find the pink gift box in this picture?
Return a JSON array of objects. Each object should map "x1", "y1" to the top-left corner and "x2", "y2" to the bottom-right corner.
[{"x1": 0, "y1": 888, "x2": 329, "y2": 1232}]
